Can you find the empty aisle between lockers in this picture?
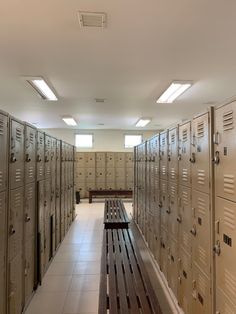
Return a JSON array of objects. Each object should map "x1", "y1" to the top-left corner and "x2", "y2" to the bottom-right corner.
[{"x1": 0, "y1": 109, "x2": 75, "y2": 314}]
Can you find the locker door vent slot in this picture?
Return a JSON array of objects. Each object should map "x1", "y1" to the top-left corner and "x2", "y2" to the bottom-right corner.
[
  {"x1": 223, "y1": 205, "x2": 235, "y2": 229},
  {"x1": 182, "y1": 129, "x2": 188, "y2": 142},
  {"x1": 183, "y1": 270, "x2": 187, "y2": 279},
  {"x1": 171, "y1": 133, "x2": 175, "y2": 144},
  {"x1": 16, "y1": 127, "x2": 23, "y2": 142},
  {"x1": 223, "y1": 234, "x2": 232, "y2": 247},
  {"x1": 198, "y1": 293, "x2": 204, "y2": 305},
  {"x1": 223, "y1": 110, "x2": 234, "y2": 131},
  {"x1": 0, "y1": 118, "x2": 4, "y2": 135},
  {"x1": 197, "y1": 122, "x2": 204, "y2": 137}
]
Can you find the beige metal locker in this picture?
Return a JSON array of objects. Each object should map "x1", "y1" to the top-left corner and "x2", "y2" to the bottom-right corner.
[
  {"x1": 167, "y1": 237, "x2": 178, "y2": 298},
  {"x1": 96, "y1": 182, "x2": 106, "y2": 190},
  {"x1": 0, "y1": 111, "x2": 8, "y2": 192},
  {"x1": 25, "y1": 124, "x2": 36, "y2": 185},
  {"x1": 215, "y1": 197, "x2": 236, "y2": 308},
  {"x1": 160, "y1": 227, "x2": 168, "y2": 279},
  {"x1": 24, "y1": 183, "x2": 36, "y2": 240},
  {"x1": 106, "y1": 168, "x2": 115, "y2": 182},
  {"x1": 76, "y1": 152, "x2": 85, "y2": 168},
  {"x1": 191, "y1": 191, "x2": 211, "y2": 276},
  {"x1": 168, "y1": 182, "x2": 179, "y2": 238},
  {"x1": 51, "y1": 137, "x2": 57, "y2": 176},
  {"x1": 153, "y1": 215, "x2": 161, "y2": 264},
  {"x1": 44, "y1": 179, "x2": 51, "y2": 268},
  {"x1": 125, "y1": 152, "x2": 133, "y2": 167},
  {"x1": 9, "y1": 187, "x2": 23, "y2": 261},
  {"x1": 36, "y1": 131, "x2": 45, "y2": 181},
  {"x1": 214, "y1": 101, "x2": 236, "y2": 202},
  {"x1": 96, "y1": 152, "x2": 106, "y2": 167},
  {"x1": 96, "y1": 168, "x2": 106, "y2": 183},
  {"x1": 126, "y1": 180, "x2": 133, "y2": 191},
  {"x1": 37, "y1": 180, "x2": 45, "y2": 279},
  {"x1": 8, "y1": 252, "x2": 23, "y2": 314},
  {"x1": 106, "y1": 152, "x2": 115, "y2": 167},
  {"x1": 9, "y1": 118, "x2": 24, "y2": 189},
  {"x1": 55, "y1": 140, "x2": 61, "y2": 247},
  {"x1": 85, "y1": 168, "x2": 96, "y2": 182},
  {"x1": 160, "y1": 179, "x2": 168, "y2": 231},
  {"x1": 160, "y1": 131, "x2": 168, "y2": 181},
  {"x1": 76, "y1": 168, "x2": 85, "y2": 181},
  {"x1": 115, "y1": 167, "x2": 125, "y2": 181},
  {"x1": 125, "y1": 167, "x2": 133, "y2": 181},
  {"x1": 191, "y1": 112, "x2": 210, "y2": 193},
  {"x1": 192, "y1": 266, "x2": 211, "y2": 314},
  {"x1": 178, "y1": 186, "x2": 192, "y2": 254},
  {"x1": 115, "y1": 152, "x2": 125, "y2": 168},
  {"x1": 177, "y1": 248, "x2": 192, "y2": 314},
  {"x1": 44, "y1": 135, "x2": 52, "y2": 179},
  {"x1": 85, "y1": 152, "x2": 95, "y2": 167},
  {"x1": 179, "y1": 121, "x2": 191, "y2": 187},
  {"x1": 116, "y1": 181, "x2": 126, "y2": 190},
  {"x1": 105, "y1": 182, "x2": 116, "y2": 190},
  {"x1": 0, "y1": 191, "x2": 7, "y2": 314},
  {"x1": 24, "y1": 236, "x2": 34, "y2": 305},
  {"x1": 216, "y1": 288, "x2": 236, "y2": 314},
  {"x1": 168, "y1": 126, "x2": 178, "y2": 182}
]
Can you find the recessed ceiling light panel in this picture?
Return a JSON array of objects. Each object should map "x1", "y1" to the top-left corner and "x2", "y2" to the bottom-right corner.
[
  {"x1": 62, "y1": 117, "x2": 77, "y2": 126},
  {"x1": 135, "y1": 119, "x2": 151, "y2": 127},
  {"x1": 156, "y1": 81, "x2": 192, "y2": 103},
  {"x1": 24, "y1": 76, "x2": 58, "y2": 101}
]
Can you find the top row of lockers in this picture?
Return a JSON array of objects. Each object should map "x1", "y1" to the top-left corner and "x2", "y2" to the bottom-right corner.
[{"x1": 76, "y1": 152, "x2": 134, "y2": 168}]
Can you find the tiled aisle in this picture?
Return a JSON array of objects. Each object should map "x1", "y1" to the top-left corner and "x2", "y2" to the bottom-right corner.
[{"x1": 26, "y1": 201, "x2": 108, "y2": 314}]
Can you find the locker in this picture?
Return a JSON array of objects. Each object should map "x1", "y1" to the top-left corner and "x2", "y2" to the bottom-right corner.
[
  {"x1": 96, "y1": 168, "x2": 106, "y2": 183},
  {"x1": 106, "y1": 168, "x2": 115, "y2": 182},
  {"x1": 24, "y1": 183, "x2": 36, "y2": 240},
  {"x1": 160, "y1": 227, "x2": 168, "y2": 279},
  {"x1": 179, "y1": 121, "x2": 191, "y2": 187},
  {"x1": 55, "y1": 140, "x2": 61, "y2": 247},
  {"x1": 0, "y1": 111, "x2": 8, "y2": 192},
  {"x1": 160, "y1": 179, "x2": 168, "y2": 231},
  {"x1": 44, "y1": 179, "x2": 51, "y2": 268},
  {"x1": 167, "y1": 237, "x2": 178, "y2": 298},
  {"x1": 85, "y1": 168, "x2": 96, "y2": 182},
  {"x1": 96, "y1": 152, "x2": 106, "y2": 167},
  {"x1": 24, "y1": 236, "x2": 35, "y2": 305},
  {"x1": 51, "y1": 137, "x2": 57, "y2": 176},
  {"x1": 51, "y1": 178, "x2": 56, "y2": 216},
  {"x1": 192, "y1": 266, "x2": 211, "y2": 314},
  {"x1": 147, "y1": 212, "x2": 154, "y2": 253},
  {"x1": 153, "y1": 135, "x2": 160, "y2": 174},
  {"x1": 214, "y1": 101, "x2": 236, "y2": 202},
  {"x1": 44, "y1": 135, "x2": 52, "y2": 179},
  {"x1": 76, "y1": 152, "x2": 85, "y2": 168},
  {"x1": 85, "y1": 152, "x2": 95, "y2": 167},
  {"x1": 125, "y1": 168, "x2": 133, "y2": 181},
  {"x1": 9, "y1": 187, "x2": 24, "y2": 261},
  {"x1": 0, "y1": 191, "x2": 7, "y2": 314},
  {"x1": 125, "y1": 152, "x2": 133, "y2": 166},
  {"x1": 77, "y1": 185, "x2": 86, "y2": 198},
  {"x1": 215, "y1": 197, "x2": 236, "y2": 305},
  {"x1": 178, "y1": 186, "x2": 192, "y2": 254},
  {"x1": 160, "y1": 131, "x2": 168, "y2": 181},
  {"x1": 8, "y1": 252, "x2": 23, "y2": 314},
  {"x1": 126, "y1": 180, "x2": 133, "y2": 191},
  {"x1": 37, "y1": 180, "x2": 45, "y2": 279},
  {"x1": 116, "y1": 181, "x2": 126, "y2": 190},
  {"x1": 105, "y1": 182, "x2": 116, "y2": 190},
  {"x1": 115, "y1": 152, "x2": 125, "y2": 167},
  {"x1": 115, "y1": 167, "x2": 125, "y2": 180},
  {"x1": 191, "y1": 112, "x2": 210, "y2": 193},
  {"x1": 96, "y1": 182, "x2": 106, "y2": 190},
  {"x1": 106, "y1": 152, "x2": 115, "y2": 167},
  {"x1": 76, "y1": 168, "x2": 85, "y2": 181},
  {"x1": 216, "y1": 288, "x2": 236, "y2": 314},
  {"x1": 36, "y1": 131, "x2": 45, "y2": 181},
  {"x1": 168, "y1": 126, "x2": 178, "y2": 182},
  {"x1": 192, "y1": 191, "x2": 211, "y2": 275},
  {"x1": 153, "y1": 215, "x2": 161, "y2": 264},
  {"x1": 9, "y1": 118, "x2": 24, "y2": 189},
  {"x1": 25, "y1": 124, "x2": 36, "y2": 184},
  {"x1": 177, "y1": 248, "x2": 192, "y2": 314},
  {"x1": 168, "y1": 182, "x2": 179, "y2": 238}
]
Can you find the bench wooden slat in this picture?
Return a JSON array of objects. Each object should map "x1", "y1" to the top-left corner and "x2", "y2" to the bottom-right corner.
[{"x1": 104, "y1": 199, "x2": 130, "y2": 229}]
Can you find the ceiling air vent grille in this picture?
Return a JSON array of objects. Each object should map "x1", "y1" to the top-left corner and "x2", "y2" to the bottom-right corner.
[{"x1": 78, "y1": 12, "x2": 107, "y2": 28}]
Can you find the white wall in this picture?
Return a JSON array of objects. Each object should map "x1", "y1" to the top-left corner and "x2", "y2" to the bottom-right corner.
[{"x1": 42, "y1": 128, "x2": 157, "y2": 152}]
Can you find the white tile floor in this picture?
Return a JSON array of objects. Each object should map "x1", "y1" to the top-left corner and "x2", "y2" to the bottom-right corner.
[{"x1": 25, "y1": 201, "x2": 107, "y2": 314}]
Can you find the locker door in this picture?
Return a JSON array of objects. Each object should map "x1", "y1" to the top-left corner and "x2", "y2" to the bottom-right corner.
[
  {"x1": 44, "y1": 135, "x2": 52, "y2": 179},
  {"x1": 216, "y1": 288, "x2": 236, "y2": 314},
  {"x1": 215, "y1": 197, "x2": 236, "y2": 309},
  {"x1": 37, "y1": 180, "x2": 45, "y2": 279},
  {"x1": 96, "y1": 152, "x2": 106, "y2": 167},
  {"x1": 192, "y1": 191, "x2": 211, "y2": 276},
  {"x1": 153, "y1": 214, "x2": 161, "y2": 264},
  {"x1": 24, "y1": 183, "x2": 36, "y2": 240},
  {"x1": 51, "y1": 138, "x2": 57, "y2": 177},
  {"x1": 214, "y1": 102, "x2": 236, "y2": 202},
  {"x1": 86, "y1": 168, "x2": 96, "y2": 183},
  {"x1": 56, "y1": 140, "x2": 61, "y2": 247},
  {"x1": 9, "y1": 188, "x2": 23, "y2": 261},
  {"x1": 160, "y1": 180, "x2": 168, "y2": 231},
  {"x1": 36, "y1": 131, "x2": 45, "y2": 181},
  {"x1": 85, "y1": 153, "x2": 95, "y2": 167},
  {"x1": 160, "y1": 227, "x2": 168, "y2": 279},
  {"x1": 24, "y1": 237, "x2": 34, "y2": 305},
  {"x1": 191, "y1": 113, "x2": 210, "y2": 193},
  {"x1": 8, "y1": 253, "x2": 23, "y2": 314},
  {"x1": 25, "y1": 125, "x2": 36, "y2": 184},
  {"x1": 10, "y1": 119, "x2": 24, "y2": 189},
  {"x1": 160, "y1": 131, "x2": 168, "y2": 181},
  {"x1": 44, "y1": 179, "x2": 51, "y2": 268},
  {"x1": 125, "y1": 152, "x2": 133, "y2": 167},
  {"x1": 168, "y1": 182, "x2": 178, "y2": 238},
  {"x1": 192, "y1": 266, "x2": 211, "y2": 314},
  {"x1": 168, "y1": 126, "x2": 178, "y2": 182},
  {"x1": 0, "y1": 191, "x2": 7, "y2": 314},
  {"x1": 106, "y1": 152, "x2": 115, "y2": 167},
  {"x1": 178, "y1": 186, "x2": 192, "y2": 254},
  {"x1": 0, "y1": 112, "x2": 8, "y2": 193},
  {"x1": 115, "y1": 152, "x2": 125, "y2": 168},
  {"x1": 168, "y1": 237, "x2": 178, "y2": 298},
  {"x1": 177, "y1": 248, "x2": 192, "y2": 314},
  {"x1": 76, "y1": 152, "x2": 85, "y2": 168},
  {"x1": 179, "y1": 121, "x2": 191, "y2": 187},
  {"x1": 106, "y1": 168, "x2": 115, "y2": 182}
]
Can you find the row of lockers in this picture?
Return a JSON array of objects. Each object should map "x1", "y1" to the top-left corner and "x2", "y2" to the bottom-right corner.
[
  {"x1": 75, "y1": 152, "x2": 133, "y2": 168},
  {"x1": 0, "y1": 109, "x2": 75, "y2": 314},
  {"x1": 134, "y1": 100, "x2": 236, "y2": 314}
]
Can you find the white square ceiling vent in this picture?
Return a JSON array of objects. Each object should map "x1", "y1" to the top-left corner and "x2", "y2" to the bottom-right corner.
[{"x1": 78, "y1": 11, "x2": 107, "y2": 28}]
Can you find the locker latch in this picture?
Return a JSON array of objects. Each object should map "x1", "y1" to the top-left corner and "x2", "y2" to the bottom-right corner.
[
  {"x1": 177, "y1": 216, "x2": 182, "y2": 223},
  {"x1": 10, "y1": 153, "x2": 17, "y2": 163},
  {"x1": 25, "y1": 153, "x2": 31, "y2": 162},
  {"x1": 37, "y1": 155, "x2": 42, "y2": 162},
  {"x1": 25, "y1": 214, "x2": 31, "y2": 222},
  {"x1": 213, "y1": 151, "x2": 220, "y2": 165},
  {"x1": 9, "y1": 225, "x2": 16, "y2": 235},
  {"x1": 166, "y1": 207, "x2": 171, "y2": 214},
  {"x1": 178, "y1": 154, "x2": 181, "y2": 161},
  {"x1": 189, "y1": 153, "x2": 196, "y2": 163},
  {"x1": 190, "y1": 225, "x2": 197, "y2": 236},
  {"x1": 213, "y1": 241, "x2": 221, "y2": 256}
]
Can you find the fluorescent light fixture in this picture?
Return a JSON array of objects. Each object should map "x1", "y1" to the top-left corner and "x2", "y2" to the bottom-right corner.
[
  {"x1": 26, "y1": 77, "x2": 58, "y2": 101},
  {"x1": 135, "y1": 119, "x2": 151, "y2": 127},
  {"x1": 62, "y1": 117, "x2": 77, "y2": 126},
  {"x1": 156, "y1": 81, "x2": 192, "y2": 103}
]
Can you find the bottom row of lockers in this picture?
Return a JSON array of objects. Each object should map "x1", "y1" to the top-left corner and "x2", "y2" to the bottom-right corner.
[
  {"x1": 0, "y1": 179, "x2": 75, "y2": 314},
  {"x1": 76, "y1": 181, "x2": 133, "y2": 198}
]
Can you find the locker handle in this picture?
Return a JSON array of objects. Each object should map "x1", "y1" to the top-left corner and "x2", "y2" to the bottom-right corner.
[
  {"x1": 166, "y1": 208, "x2": 171, "y2": 214},
  {"x1": 189, "y1": 153, "x2": 196, "y2": 163},
  {"x1": 178, "y1": 155, "x2": 181, "y2": 161},
  {"x1": 213, "y1": 241, "x2": 221, "y2": 256},
  {"x1": 177, "y1": 216, "x2": 182, "y2": 223},
  {"x1": 10, "y1": 153, "x2": 17, "y2": 163},
  {"x1": 190, "y1": 226, "x2": 197, "y2": 236},
  {"x1": 213, "y1": 151, "x2": 220, "y2": 165},
  {"x1": 9, "y1": 225, "x2": 16, "y2": 235},
  {"x1": 215, "y1": 220, "x2": 220, "y2": 234},
  {"x1": 37, "y1": 155, "x2": 42, "y2": 162},
  {"x1": 25, "y1": 215, "x2": 31, "y2": 222},
  {"x1": 213, "y1": 131, "x2": 220, "y2": 145},
  {"x1": 26, "y1": 154, "x2": 31, "y2": 162}
]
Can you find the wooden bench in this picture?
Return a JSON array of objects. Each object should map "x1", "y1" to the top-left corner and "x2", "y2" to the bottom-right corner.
[
  {"x1": 99, "y1": 227, "x2": 162, "y2": 314},
  {"x1": 89, "y1": 189, "x2": 132, "y2": 203},
  {"x1": 104, "y1": 199, "x2": 130, "y2": 229}
]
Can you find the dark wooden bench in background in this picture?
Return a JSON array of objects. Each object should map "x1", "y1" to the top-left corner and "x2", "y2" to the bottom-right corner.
[
  {"x1": 99, "y1": 228, "x2": 162, "y2": 314},
  {"x1": 89, "y1": 189, "x2": 132, "y2": 203},
  {"x1": 104, "y1": 199, "x2": 130, "y2": 229}
]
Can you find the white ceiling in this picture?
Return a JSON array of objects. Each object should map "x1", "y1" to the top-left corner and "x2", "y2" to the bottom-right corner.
[{"x1": 0, "y1": 0, "x2": 236, "y2": 130}]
